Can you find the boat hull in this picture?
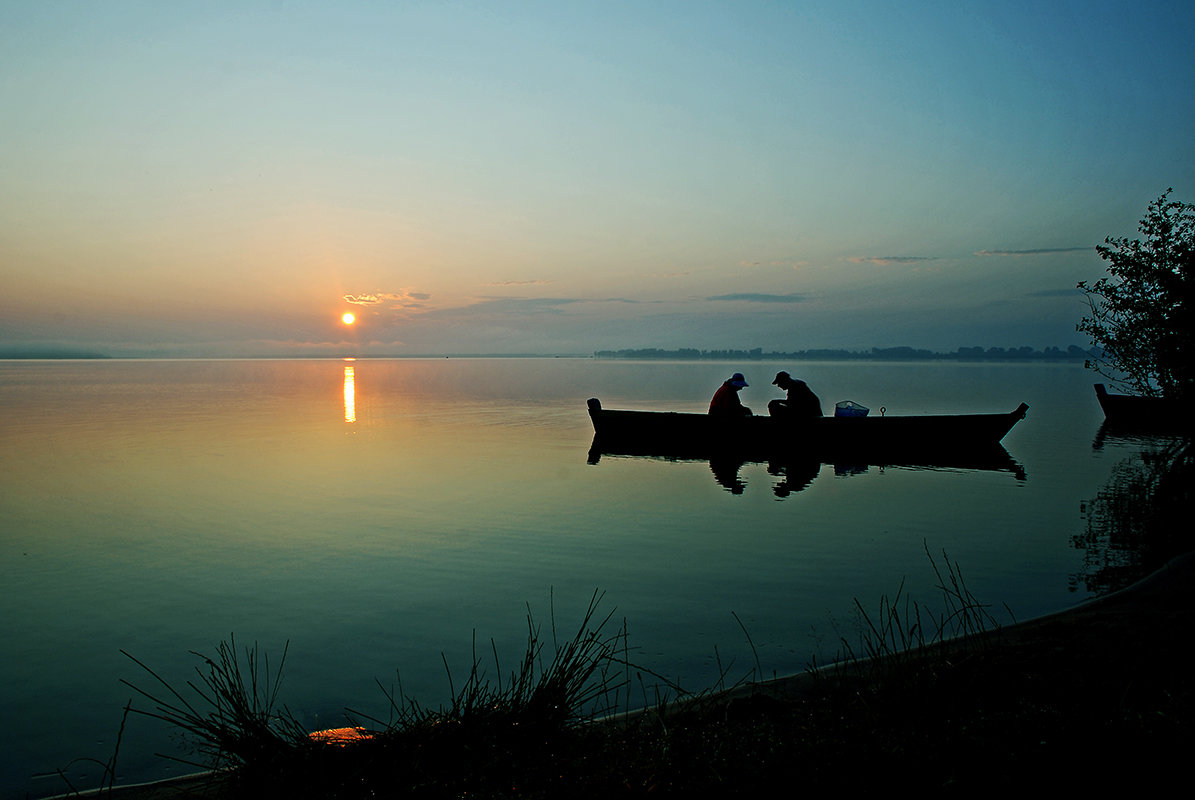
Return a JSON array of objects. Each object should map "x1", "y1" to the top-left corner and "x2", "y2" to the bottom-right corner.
[
  {"x1": 1093, "y1": 383, "x2": 1188, "y2": 428},
  {"x1": 587, "y1": 398, "x2": 1029, "y2": 462}
]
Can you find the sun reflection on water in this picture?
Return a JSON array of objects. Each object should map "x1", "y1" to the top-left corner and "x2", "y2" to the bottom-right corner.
[{"x1": 343, "y1": 363, "x2": 356, "y2": 424}]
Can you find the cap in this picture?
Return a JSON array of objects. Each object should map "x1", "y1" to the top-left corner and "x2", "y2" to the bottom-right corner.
[
  {"x1": 729, "y1": 372, "x2": 748, "y2": 387},
  {"x1": 772, "y1": 371, "x2": 790, "y2": 385}
]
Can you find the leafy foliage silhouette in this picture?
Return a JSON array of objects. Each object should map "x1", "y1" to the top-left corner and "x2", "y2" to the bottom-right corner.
[{"x1": 1077, "y1": 189, "x2": 1195, "y2": 399}]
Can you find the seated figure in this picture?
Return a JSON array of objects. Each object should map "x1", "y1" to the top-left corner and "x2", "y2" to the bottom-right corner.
[
  {"x1": 768, "y1": 371, "x2": 823, "y2": 418},
  {"x1": 709, "y1": 372, "x2": 752, "y2": 416}
]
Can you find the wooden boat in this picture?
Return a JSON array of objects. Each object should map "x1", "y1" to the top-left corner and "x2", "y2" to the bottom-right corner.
[
  {"x1": 1093, "y1": 383, "x2": 1186, "y2": 427},
  {"x1": 586, "y1": 397, "x2": 1029, "y2": 462}
]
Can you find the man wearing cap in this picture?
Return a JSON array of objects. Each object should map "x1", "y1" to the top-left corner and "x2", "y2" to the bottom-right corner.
[
  {"x1": 708, "y1": 372, "x2": 753, "y2": 416},
  {"x1": 768, "y1": 371, "x2": 823, "y2": 418}
]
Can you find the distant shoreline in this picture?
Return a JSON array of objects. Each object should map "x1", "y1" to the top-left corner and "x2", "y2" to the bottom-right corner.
[
  {"x1": 2, "y1": 345, "x2": 1095, "y2": 362},
  {"x1": 592, "y1": 345, "x2": 1094, "y2": 362},
  {"x1": 0, "y1": 351, "x2": 112, "y2": 360}
]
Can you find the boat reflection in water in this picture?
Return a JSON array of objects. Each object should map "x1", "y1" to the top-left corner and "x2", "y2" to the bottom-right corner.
[
  {"x1": 1090, "y1": 383, "x2": 1191, "y2": 450},
  {"x1": 1091, "y1": 422, "x2": 1188, "y2": 451},
  {"x1": 585, "y1": 396, "x2": 1028, "y2": 497},
  {"x1": 588, "y1": 438, "x2": 1026, "y2": 498}
]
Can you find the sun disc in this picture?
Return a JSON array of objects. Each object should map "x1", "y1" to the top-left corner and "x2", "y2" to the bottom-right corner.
[{"x1": 341, "y1": 312, "x2": 356, "y2": 325}]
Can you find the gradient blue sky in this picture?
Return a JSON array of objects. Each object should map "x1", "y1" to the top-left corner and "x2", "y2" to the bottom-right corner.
[{"x1": 3, "y1": 1, "x2": 1193, "y2": 356}]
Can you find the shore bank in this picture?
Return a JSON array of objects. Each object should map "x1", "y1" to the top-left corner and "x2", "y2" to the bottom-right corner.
[{"x1": 57, "y1": 549, "x2": 1195, "y2": 797}]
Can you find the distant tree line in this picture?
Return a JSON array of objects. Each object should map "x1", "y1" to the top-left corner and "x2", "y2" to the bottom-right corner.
[
  {"x1": 0, "y1": 347, "x2": 111, "y2": 359},
  {"x1": 593, "y1": 345, "x2": 1096, "y2": 361}
]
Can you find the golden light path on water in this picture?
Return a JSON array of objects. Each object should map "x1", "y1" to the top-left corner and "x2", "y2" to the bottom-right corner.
[{"x1": 343, "y1": 361, "x2": 356, "y2": 424}]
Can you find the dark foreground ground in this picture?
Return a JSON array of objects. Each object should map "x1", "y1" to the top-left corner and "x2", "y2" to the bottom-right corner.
[{"x1": 71, "y1": 549, "x2": 1195, "y2": 798}]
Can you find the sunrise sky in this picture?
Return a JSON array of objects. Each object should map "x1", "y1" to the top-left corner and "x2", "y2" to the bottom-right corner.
[{"x1": 2, "y1": 1, "x2": 1193, "y2": 357}]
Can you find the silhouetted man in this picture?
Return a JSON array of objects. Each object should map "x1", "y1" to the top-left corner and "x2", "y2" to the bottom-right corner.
[{"x1": 768, "y1": 371, "x2": 823, "y2": 417}]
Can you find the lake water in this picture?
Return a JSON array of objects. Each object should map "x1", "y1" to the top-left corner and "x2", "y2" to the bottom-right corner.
[{"x1": 0, "y1": 357, "x2": 1157, "y2": 796}]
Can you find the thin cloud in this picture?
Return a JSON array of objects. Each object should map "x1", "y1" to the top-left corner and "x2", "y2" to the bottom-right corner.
[
  {"x1": 707, "y1": 293, "x2": 807, "y2": 303},
  {"x1": 1026, "y1": 288, "x2": 1086, "y2": 298},
  {"x1": 974, "y1": 247, "x2": 1093, "y2": 257},
  {"x1": 471, "y1": 296, "x2": 641, "y2": 309},
  {"x1": 424, "y1": 295, "x2": 648, "y2": 323},
  {"x1": 739, "y1": 260, "x2": 809, "y2": 269},
  {"x1": 464, "y1": 297, "x2": 584, "y2": 315},
  {"x1": 343, "y1": 290, "x2": 431, "y2": 310},
  {"x1": 848, "y1": 256, "x2": 939, "y2": 265},
  {"x1": 484, "y1": 279, "x2": 552, "y2": 286}
]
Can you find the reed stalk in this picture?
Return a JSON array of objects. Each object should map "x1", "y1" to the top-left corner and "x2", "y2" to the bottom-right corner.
[
  {"x1": 827, "y1": 543, "x2": 1009, "y2": 685},
  {"x1": 118, "y1": 590, "x2": 640, "y2": 796}
]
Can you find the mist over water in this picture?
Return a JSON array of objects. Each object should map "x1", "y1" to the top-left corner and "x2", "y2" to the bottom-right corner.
[{"x1": 0, "y1": 357, "x2": 1148, "y2": 796}]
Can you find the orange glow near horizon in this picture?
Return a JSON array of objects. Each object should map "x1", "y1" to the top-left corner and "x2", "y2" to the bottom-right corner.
[{"x1": 341, "y1": 312, "x2": 356, "y2": 325}]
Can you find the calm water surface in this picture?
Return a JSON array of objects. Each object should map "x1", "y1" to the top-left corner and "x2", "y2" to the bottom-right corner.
[{"x1": 0, "y1": 358, "x2": 1148, "y2": 796}]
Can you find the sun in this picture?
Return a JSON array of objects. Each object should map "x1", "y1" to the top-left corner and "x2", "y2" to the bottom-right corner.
[{"x1": 341, "y1": 312, "x2": 356, "y2": 325}]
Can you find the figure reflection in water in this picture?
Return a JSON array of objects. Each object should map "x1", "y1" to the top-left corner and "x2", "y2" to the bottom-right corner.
[
  {"x1": 710, "y1": 458, "x2": 747, "y2": 494},
  {"x1": 768, "y1": 371, "x2": 823, "y2": 418},
  {"x1": 768, "y1": 459, "x2": 821, "y2": 497},
  {"x1": 709, "y1": 457, "x2": 822, "y2": 497},
  {"x1": 709, "y1": 372, "x2": 752, "y2": 416}
]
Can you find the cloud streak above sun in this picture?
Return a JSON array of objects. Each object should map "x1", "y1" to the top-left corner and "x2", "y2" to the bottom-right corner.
[{"x1": 343, "y1": 290, "x2": 432, "y2": 311}]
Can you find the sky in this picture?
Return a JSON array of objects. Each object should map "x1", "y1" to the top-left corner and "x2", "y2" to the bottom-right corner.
[{"x1": 2, "y1": 0, "x2": 1193, "y2": 357}]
